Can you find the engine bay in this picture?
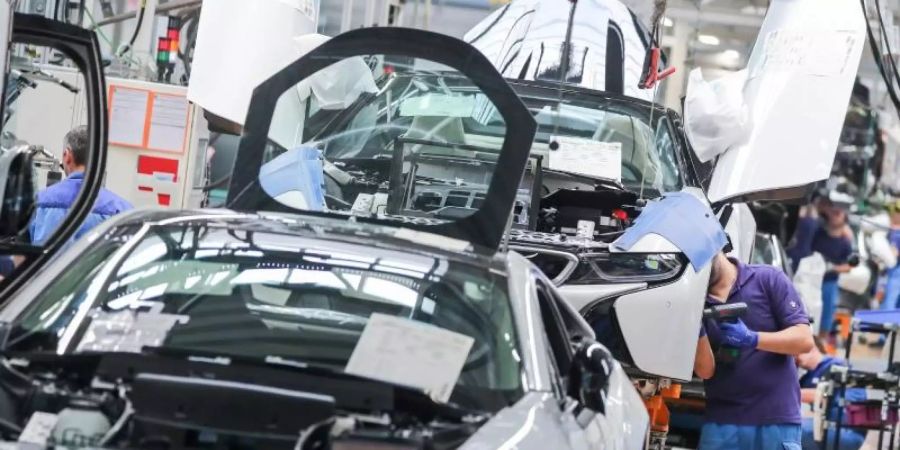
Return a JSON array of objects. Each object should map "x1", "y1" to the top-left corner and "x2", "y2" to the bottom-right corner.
[{"x1": 0, "y1": 352, "x2": 484, "y2": 449}]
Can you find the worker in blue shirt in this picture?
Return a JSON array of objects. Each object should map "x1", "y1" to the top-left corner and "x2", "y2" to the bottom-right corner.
[
  {"x1": 880, "y1": 200, "x2": 900, "y2": 311},
  {"x1": 796, "y1": 338, "x2": 865, "y2": 450},
  {"x1": 694, "y1": 252, "x2": 814, "y2": 450},
  {"x1": 787, "y1": 196, "x2": 854, "y2": 340},
  {"x1": 29, "y1": 126, "x2": 132, "y2": 245}
]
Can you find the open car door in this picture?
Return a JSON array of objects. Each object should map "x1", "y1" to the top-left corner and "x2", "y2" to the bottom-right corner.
[
  {"x1": 0, "y1": 13, "x2": 108, "y2": 299},
  {"x1": 226, "y1": 27, "x2": 537, "y2": 253},
  {"x1": 704, "y1": 0, "x2": 866, "y2": 205}
]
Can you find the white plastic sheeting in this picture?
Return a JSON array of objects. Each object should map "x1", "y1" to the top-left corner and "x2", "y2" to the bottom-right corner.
[
  {"x1": 683, "y1": 68, "x2": 751, "y2": 163},
  {"x1": 187, "y1": 0, "x2": 318, "y2": 125},
  {"x1": 794, "y1": 253, "x2": 825, "y2": 335}
]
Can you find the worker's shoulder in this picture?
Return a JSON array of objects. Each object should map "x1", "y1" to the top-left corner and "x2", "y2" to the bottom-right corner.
[
  {"x1": 743, "y1": 263, "x2": 791, "y2": 284},
  {"x1": 35, "y1": 178, "x2": 80, "y2": 207}
]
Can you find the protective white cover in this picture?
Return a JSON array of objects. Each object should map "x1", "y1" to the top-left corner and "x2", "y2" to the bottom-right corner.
[
  {"x1": 187, "y1": 0, "x2": 318, "y2": 125},
  {"x1": 867, "y1": 232, "x2": 898, "y2": 270},
  {"x1": 794, "y1": 253, "x2": 826, "y2": 335},
  {"x1": 464, "y1": 0, "x2": 653, "y2": 101},
  {"x1": 723, "y1": 203, "x2": 757, "y2": 264},
  {"x1": 684, "y1": 68, "x2": 751, "y2": 163},
  {"x1": 706, "y1": 0, "x2": 866, "y2": 204},
  {"x1": 838, "y1": 265, "x2": 871, "y2": 296}
]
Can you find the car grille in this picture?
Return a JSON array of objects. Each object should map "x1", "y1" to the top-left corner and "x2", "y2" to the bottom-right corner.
[{"x1": 511, "y1": 246, "x2": 578, "y2": 285}]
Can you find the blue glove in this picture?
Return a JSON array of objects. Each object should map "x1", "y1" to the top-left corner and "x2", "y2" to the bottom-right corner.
[{"x1": 719, "y1": 319, "x2": 759, "y2": 349}]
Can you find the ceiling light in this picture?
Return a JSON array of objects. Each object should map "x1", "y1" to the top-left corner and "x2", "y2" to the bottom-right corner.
[
  {"x1": 662, "y1": 17, "x2": 673, "y2": 27},
  {"x1": 698, "y1": 34, "x2": 721, "y2": 46},
  {"x1": 723, "y1": 49, "x2": 741, "y2": 60}
]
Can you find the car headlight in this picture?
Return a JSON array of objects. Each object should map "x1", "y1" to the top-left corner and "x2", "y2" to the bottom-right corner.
[{"x1": 567, "y1": 253, "x2": 686, "y2": 285}]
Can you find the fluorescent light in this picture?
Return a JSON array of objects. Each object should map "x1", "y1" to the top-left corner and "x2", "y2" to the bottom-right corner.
[
  {"x1": 698, "y1": 34, "x2": 720, "y2": 46},
  {"x1": 662, "y1": 17, "x2": 673, "y2": 27},
  {"x1": 723, "y1": 49, "x2": 741, "y2": 60}
]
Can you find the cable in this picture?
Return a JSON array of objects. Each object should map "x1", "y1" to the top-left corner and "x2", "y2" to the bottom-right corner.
[
  {"x1": 119, "y1": 0, "x2": 148, "y2": 58},
  {"x1": 83, "y1": 7, "x2": 140, "y2": 67},
  {"x1": 873, "y1": 0, "x2": 900, "y2": 88},
  {"x1": 862, "y1": 0, "x2": 900, "y2": 120}
]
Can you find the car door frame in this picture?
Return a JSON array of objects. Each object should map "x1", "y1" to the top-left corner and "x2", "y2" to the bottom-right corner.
[
  {"x1": 226, "y1": 26, "x2": 537, "y2": 253},
  {"x1": 0, "y1": 13, "x2": 108, "y2": 298}
]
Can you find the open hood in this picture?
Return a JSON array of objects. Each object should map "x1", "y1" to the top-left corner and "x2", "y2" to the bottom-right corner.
[
  {"x1": 704, "y1": 0, "x2": 866, "y2": 205},
  {"x1": 227, "y1": 27, "x2": 537, "y2": 253}
]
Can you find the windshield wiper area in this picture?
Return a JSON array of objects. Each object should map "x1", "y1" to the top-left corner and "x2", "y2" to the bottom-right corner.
[
  {"x1": 97, "y1": 347, "x2": 486, "y2": 425},
  {"x1": 543, "y1": 167, "x2": 627, "y2": 192}
]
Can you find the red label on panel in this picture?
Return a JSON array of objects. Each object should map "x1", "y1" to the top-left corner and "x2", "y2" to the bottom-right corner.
[{"x1": 137, "y1": 155, "x2": 179, "y2": 181}]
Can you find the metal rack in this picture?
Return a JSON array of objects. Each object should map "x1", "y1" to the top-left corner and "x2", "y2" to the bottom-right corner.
[{"x1": 821, "y1": 311, "x2": 900, "y2": 450}]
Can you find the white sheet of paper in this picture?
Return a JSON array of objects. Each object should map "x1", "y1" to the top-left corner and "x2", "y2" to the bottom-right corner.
[
  {"x1": 109, "y1": 86, "x2": 149, "y2": 146},
  {"x1": 148, "y1": 93, "x2": 189, "y2": 153},
  {"x1": 18, "y1": 412, "x2": 58, "y2": 445},
  {"x1": 752, "y1": 30, "x2": 858, "y2": 79},
  {"x1": 548, "y1": 137, "x2": 622, "y2": 182},
  {"x1": 400, "y1": 93, "x2": 476, "y2": 118},
  {"x1": 345, "y1": 314, "x2": 474, "y2": 403},
  {"x1": 77, "y1": 311, "x2": 189, "y2": 353}
]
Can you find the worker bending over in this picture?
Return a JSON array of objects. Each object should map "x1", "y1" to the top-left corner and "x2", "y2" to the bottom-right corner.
[{"x1": 695, "y1": 252, "x2": 815, "y2": 450}]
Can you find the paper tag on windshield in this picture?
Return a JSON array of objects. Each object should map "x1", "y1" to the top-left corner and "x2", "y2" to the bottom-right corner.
[
  {"x1": 548, "y1": 137, "x2": 622, "y2": 182},
  {"x1": 345, "y1": 314, "x2": 474, "y2": 403},
  {"x1": 18, "y1": 412, "x2": 58, "y2": 446},
  {"x1": 76, "y1": 311, "x2": 188, "y2": 353},
  {"x1": 400, "y1": 93, "x2": 476, "y2": 118}
]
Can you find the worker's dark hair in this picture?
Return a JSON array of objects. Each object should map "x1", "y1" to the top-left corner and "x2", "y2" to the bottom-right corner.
[
  {"x1": 63, "y1": 125, "x2": 89, "y2": 166},
  {"x1": 812, "y1": 336, "x2": 827, "y2": 354}
]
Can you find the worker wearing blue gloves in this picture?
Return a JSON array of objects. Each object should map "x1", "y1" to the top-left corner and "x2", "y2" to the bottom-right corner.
[{"x1": 694, "y1": 252, "x2": 815, "y2": 450}]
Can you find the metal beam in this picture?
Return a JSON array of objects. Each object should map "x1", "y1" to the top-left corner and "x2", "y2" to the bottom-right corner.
[
  {"x1": 666, "y1": 7, "x2": 764, "y2": 28},
  {"x1": 95, "y1": 0, "x2": 201, "y2": 26}
]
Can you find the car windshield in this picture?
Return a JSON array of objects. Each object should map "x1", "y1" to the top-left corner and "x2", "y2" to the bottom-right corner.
[
  {"x1": 3, "y1": 222, "x2": 523, "y2": 411},
  {"x1": 305, "y1": 74, "x2": 682, "y2": 198}
]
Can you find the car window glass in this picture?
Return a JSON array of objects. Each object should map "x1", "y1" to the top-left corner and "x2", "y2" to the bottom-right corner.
[
  {"x1": 5, "y1": 223, "x2": 524, "y2": 411},
  {"x1": 255, "y1": 54, "x2": 507, "y2": 222},
  {"x1": 536, "y1": 278, "x2": 572, "y2": 374},
  {"x1": 0, "y1": 43, "x2": 91, "y2": 278}
]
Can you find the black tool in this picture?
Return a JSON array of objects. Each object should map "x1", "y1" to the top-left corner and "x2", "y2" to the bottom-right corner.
[{"x1": 704, "y1": 302, "x2": 749, "y2": 366}]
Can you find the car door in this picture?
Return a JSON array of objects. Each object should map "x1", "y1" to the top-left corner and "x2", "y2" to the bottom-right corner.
[
  {"x1": 224, "y1": 27, "x2": 537, "y2": 253},
  {"x1": 701, "y1": 0, "x2": 866, "y2": 205},
  {"x1": 0, "y1": 13, "x2": 108, "y2": 299}
]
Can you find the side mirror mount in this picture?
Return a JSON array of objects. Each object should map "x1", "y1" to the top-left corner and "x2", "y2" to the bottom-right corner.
[
  {"x1": 570, "y1": 341, "x2": 615, "y2": 413},
  {"x1": 0, "y1": 146, "x2": 37, "y2": 238}
]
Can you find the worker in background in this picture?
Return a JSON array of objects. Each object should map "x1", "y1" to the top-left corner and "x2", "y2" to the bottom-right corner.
[
  {"x1": 879, "y1": 200, "x2": 900, "y2": 312},
  {"x1": 796, "y1": 338, "x2": 865, "y2": 450},
  {"x1": 694, "y1": 252, "x2": 814, "y2": 450},
  {"x1": 29, "y1": 126, "x2": 132, "y2": 244},
  {"x1": 787, "y1": 194, "x2": 854, "y2": 341}
]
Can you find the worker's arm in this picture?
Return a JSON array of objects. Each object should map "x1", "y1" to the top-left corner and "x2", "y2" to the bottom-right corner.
[
  {"x1": 694, "y1": 336, "x2": 715, "y2": 379},
  {"x1": 756, "y1": 324, "x2": 814, "y2": 355},
  {"x1": 831, "y1": 263, "x2": 853, "y2": 273},
  {"x1": 800, "y1": 387, "x2": 816, "y2": 405}
]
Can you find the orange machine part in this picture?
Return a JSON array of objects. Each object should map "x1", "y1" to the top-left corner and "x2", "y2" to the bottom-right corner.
[{"x1": 644, "y1": 395, "x2": 671, "y2": 433}]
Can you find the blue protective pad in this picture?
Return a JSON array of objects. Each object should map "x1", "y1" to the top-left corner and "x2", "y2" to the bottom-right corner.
[
  {"x1": 612, "y1": 192, "x2": 727, "y2": 272},
  {"x1": 259, "y1": 146, "x2": 326, "y2": 211},
  {"x1": 853, "y1": 309, "x2": 900, "y2": 327}
]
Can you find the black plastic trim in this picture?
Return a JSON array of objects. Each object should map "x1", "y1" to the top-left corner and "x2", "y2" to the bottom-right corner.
[
  {"x1": 0, "y1": 14, "x2": 107, "y2": 297},
  {"x1": 227, "y1": 27, "x2": 537, "y2": 252}
]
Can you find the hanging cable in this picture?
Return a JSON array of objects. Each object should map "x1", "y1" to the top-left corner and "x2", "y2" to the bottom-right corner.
[
  {"x1": 118, "y1": 0, "x2": 148, "y2": 58},
  {"x1": 862, "y1": 0, "x2": 900, "y2": 120},
  {"x1": 873, "y1": 0, "x2": 900, "y2": 88}
]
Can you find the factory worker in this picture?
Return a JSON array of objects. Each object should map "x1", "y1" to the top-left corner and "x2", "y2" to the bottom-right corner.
[
  {"x1": 694, "y1": 251, "x2": 814, "y2": 450},
  {"x1": 29, "y1": 125, "x2": 132, "y2": 244}
]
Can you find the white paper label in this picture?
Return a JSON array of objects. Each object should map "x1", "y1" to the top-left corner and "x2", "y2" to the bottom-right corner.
[
  {"x1": 548, "y1": 137, "x2": 622, "y2": 182},
  {"x1": 753, "y1": 30, "x2": 858, "y2": 78},
  {"x1": 77, "y1": 311, "x2": 189, "y2": 353},
  {"x1": 400, "y1": 94, "x2": 476, "y2": 118},
  {"x1": 18, "y1": 412, "x2": 58, "y2": 446},
  {"x1": 345, "y1": 314, "x2": 474, "y2": 402}
]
